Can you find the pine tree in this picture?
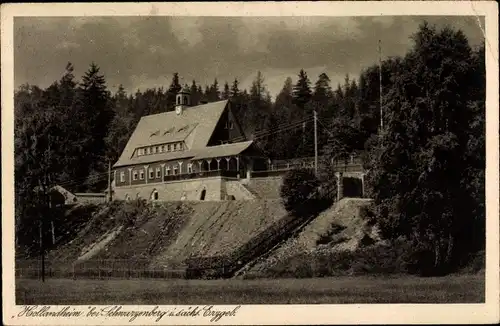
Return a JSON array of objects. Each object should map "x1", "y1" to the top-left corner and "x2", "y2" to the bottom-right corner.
[
  {"x1": 248, "y1": 71, "x2": 271, "y2": 133},
  {"x1": 204, "y1": 85, "x2": 211, "y2": 102},
  {"x1": 207, "y1": 78, "x2": 220, "y2": 102},
  {"x1": 230, "y1": 78, "x2": 240, "y2": 99},
  {"x1": 275, "y1": 77, "x2": 294, "y2": 114},
  {"x1": 292, "y1": 69, "x2": 312, "y2": 110},
  {"x1": 167, "y1": 72, "x2": 182, "y2": 108},
  {"x1": 59, "y1": 62, "x2": 77, "y2": 111},
  {"x1": 312, "y1": 72, "x2": 332, "y2": 108},
  {"x1": 114, "y1": 84, "x2": 128, "y2": 113},
  {"x1": 78, "y1": 62, "x2": 114, "y2": 191},
  {"x1": 250, "y1": 71, "x2": 265, "y2": 99},
  {"x1": 190, "y1": 80, "x2": 201, "y2": 105},
  {"x1": 222, "y1": 81, "x2": 230, "y2": 100},
  {"x1": 270, "y1": 77, "x2": 297, "y2": 159}
]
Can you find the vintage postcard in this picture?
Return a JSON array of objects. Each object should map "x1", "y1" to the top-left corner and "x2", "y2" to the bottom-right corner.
[{"x1": 2, "y1": 1, "x2": 499, "y2": 325}]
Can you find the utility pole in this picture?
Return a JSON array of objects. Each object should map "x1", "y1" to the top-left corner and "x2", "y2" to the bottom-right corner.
[
  {"x1": 107, "y1": 160, "x2": 112, "y2": 202},
  {"x1": 51, "y1": 221, "x2": 56, "y2": 245},
  {"x1": 39, "y1": 220, "x2": 45, "y2": 282},
  {"x1": 378, "y1": 39, "x2": 384, "y2": 133},
  {"x1": 314, "y1": 109, "x2": 318, "y2": 176}
]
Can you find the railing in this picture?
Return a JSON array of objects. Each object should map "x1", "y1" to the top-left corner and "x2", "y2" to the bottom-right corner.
[
  {"x1": 251, "y1": 161, "x2": 364, "y2": 178},
  {"x1": 272, "y1": 155, "x2": 363, "y2": 166},
  {"x1": 163, "y1": 169, "x2": 240, "y2": 182},
  {"x1": 16, "y1": 259, "x2": 187, "y2": 280},
  {"x1": 251, "y1": 170, "x2": 289, "y2": 178},
  {"x1": 184, "y1": 204, "x2": 324, "y2": 279}
]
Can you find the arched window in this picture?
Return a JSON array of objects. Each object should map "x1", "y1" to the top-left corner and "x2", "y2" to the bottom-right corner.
[
  {"x1": 200, "y1": 188, "x2": 207, "y2": 201},
  {"x1": 183, "y1": 96, "x2": 188, "y2": 105}
]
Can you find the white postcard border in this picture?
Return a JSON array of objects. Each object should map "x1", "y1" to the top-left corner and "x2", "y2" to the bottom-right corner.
[{"x1": 2, "y1": 1, "x2": 499, "y2": 325}]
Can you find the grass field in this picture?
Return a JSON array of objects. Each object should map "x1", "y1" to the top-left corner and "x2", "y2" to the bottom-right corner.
[{"x1": 16, "y1": 274, "x2": 484, "y2": 304}]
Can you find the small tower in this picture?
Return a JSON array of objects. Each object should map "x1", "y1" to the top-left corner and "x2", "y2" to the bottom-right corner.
[{"x1": 175, "y1": 89, "x2": 191, "y2": 115}]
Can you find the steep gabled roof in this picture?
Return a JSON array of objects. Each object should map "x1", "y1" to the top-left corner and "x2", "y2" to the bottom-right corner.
[{"x1": 113, "y1": 100, "x2": 229, "y2": 168}]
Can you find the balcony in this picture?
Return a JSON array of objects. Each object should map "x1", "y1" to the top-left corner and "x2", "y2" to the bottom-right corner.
[{"x1": 163, "y1": 169, "x2": 240, "y2": 182}]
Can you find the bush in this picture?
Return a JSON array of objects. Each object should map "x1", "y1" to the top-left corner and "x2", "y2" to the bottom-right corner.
[
  {"x1": 246, "y1": 238, "x2": 416, "y2": 279},
  {"x1": 359, "y1": 204, "x2": 376, "y2": 224},
  {"x1": 280, "y1": 168, "x2": 320, "y2": 216}
]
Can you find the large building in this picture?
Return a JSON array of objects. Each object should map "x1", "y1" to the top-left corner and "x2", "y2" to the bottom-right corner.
[{"x1": 112, "y1": 91, "x2": 268, "y2": 201}]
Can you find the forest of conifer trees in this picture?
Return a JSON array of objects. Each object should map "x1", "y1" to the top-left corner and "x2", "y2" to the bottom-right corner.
[{"x1": 14, "y1": 22, "x2": 486, "y2": 274}]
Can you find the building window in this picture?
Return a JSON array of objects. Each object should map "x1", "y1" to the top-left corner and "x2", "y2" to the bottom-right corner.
[
  {"x1": 173, "y1": 166, "x2": 178, "y2": 175},
  {"x1": 166, "y1": 166, "x2": 171, "y2": 176},
  {"x1": 179, "y1": 143, "x2": 183, "y2": 151},
  {"x1": 156, "y1": 167, "x2": 161, "y2": 178},
  {"x1": 163, "y1": 145, "x2": 168, "y2": 152},
  {"x1": 133, "y1": 171, "x2": 138, "y2": 181},
  {"x1": 173, "y1": 143, "x2": 178, "y2": 151},
  {"x1": 187, "y1": 163, "x2": 193, "y2": 174},
  {"x1": 139, "y1": 170, "x2": 144, "y2": 180},
  {"x1": 149, "y1": 168, "x2": 154, "y2": 179},
  {"x1": 167, "y1": 144, "x2": 171, "y2": 152},
  {"x1": 159, "y1": 146, "x2": 163, "y2": 153},
  {"x1": 229, "y1": 121, "x2": 234, "y2": 129},
  {"x1": 120, "y1": 171, "x2": 125, "y2": 183},
  {"x1": 146, "y1": 147, "x2": 151, "y2": 155}
]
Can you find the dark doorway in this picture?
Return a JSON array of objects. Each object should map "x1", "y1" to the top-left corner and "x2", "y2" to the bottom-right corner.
[
  {"x1": 342, "y1": 177, "x2": 363, "y2": 198},
  {"x1": 200, "y1": 189, "x2": 206, "y2": 200}
]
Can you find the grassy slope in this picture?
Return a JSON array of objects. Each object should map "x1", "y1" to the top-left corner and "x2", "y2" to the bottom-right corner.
[
  {"x1": 247, "y1": 198, "x2": 376, "y2": 275},
  {"x1": 46, "y1": 203, "x2": 111, "y2": 262},
  {"x1": 45, "y1": 200, "x2": 286, "y2": 269},
  {"x1": 152, "y1": 199, "x2": 286, "y2": 267},
  {"x1": 16, "y1": 274, "x2": 485, "y2": 304}
]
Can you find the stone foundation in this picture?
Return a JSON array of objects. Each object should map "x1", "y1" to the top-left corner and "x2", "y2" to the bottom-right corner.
[{"x1": 113, "y1": 177, "x2": 225, "y2": 201}]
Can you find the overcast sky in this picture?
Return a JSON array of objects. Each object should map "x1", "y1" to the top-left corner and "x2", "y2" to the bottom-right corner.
[{"x1": 14, "y1": 16, "x2": 484, "y2": 98}]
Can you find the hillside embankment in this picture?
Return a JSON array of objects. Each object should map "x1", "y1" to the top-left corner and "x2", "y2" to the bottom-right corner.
[
  {"x1": 45, "y1": 199, "x2": 286, "y2": 270},
  {"x1": 20, "y1": 197, "x2": 483, "y2": 279},
  {"x1": 242, "y1": 198, "x2": 384, "y2": 277}
]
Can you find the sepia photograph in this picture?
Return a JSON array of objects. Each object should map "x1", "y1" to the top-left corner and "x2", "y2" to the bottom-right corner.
[{"x1": 2, "y1": 1, "x2": 499, "y2": 325}]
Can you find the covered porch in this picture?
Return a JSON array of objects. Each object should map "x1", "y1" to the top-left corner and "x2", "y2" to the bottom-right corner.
[
  {"x1": 191, "y1": 140, "x2": 268, "y2": 177},
  {"x1": 162, "y1": 141, "x2": 268, "y2": 182}
]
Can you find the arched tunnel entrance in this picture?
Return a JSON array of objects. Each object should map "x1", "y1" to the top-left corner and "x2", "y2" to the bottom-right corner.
[{"x1": 342, "y1": 177, "x2": 363, "y2": 198}]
